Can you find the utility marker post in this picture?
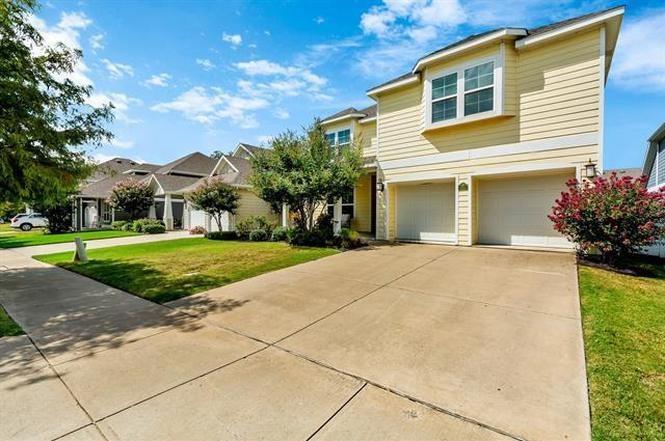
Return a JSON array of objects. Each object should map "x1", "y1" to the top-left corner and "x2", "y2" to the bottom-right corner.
[{"x1": 74, "y1": 237, "x2": 88, "y2": 263}]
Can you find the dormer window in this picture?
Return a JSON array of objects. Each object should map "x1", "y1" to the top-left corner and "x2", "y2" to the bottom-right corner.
[
  {"x1": 325, "y1": 128, "x2": 352, "y2": 148},
  {"x1": 425, "y1": 55, "x2": 502, "y2": 130}
]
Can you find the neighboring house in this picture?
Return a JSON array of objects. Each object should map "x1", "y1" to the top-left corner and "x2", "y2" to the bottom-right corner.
[
  {"x1": 182, "y1": 143, "x2": 278, "y2": 232},
  {"x1": 641, "y1": 122, "x2": 665, "y2": 257},
  {"x1": 74, "y1": 144, "x2": 276, "y2": 231},
  {"x1": 321, "y1": 6, "x2": 624, "y2": 249}
]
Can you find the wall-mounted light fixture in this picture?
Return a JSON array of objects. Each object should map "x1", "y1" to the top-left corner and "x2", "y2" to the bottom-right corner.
[
  {"x1": 584, "y1": 159, "x2": 597, "y2": 179},
  {"x1": 376, "y1": 182, "x2": 385, "y2": 192}
]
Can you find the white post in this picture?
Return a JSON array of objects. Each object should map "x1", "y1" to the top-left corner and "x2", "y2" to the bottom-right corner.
[
  {"x1": 111, "y1": 208, "x2": 115, "y2": 224},
  {"x1": 333, "y1": 198, "x2": 342, "y2": 235},
  {"x1": 74, "y1": 237, "x2": 88, "y2": 263},
  {"x1": 148, "y1": 203, "x2": 156, "y2": 219},
  {"x1": 281, "y1": 204, "x2": 289, "y2": 227},
  {"x1": 163, "y1": 194, "x2": 174, "y2": 230}
]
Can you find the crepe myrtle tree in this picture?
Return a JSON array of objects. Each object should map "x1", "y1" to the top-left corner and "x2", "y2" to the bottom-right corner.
[
  {"x1": 107, "y1": 179, "x2": 154, "y2": 220},
  {"x1": 249, "y1": 120, "x2": 363, "y2": 231},
  {"x1": 549, "y1": 173, "x2": 665, "y2": 265},
  {"x1": 186, "y1": 177, "x2": 239, "y2": 231}
]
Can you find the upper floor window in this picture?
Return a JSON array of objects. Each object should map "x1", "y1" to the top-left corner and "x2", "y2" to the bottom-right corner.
[
  {"x1": 464, "y1": 61, "x2": 494, "y2": 116},
  {"x1": 427, "y1": 57, "x2": 500, "y2": 128},
  {"x1": 325, "y1": 129, "x2": 351, "y2": 148}
]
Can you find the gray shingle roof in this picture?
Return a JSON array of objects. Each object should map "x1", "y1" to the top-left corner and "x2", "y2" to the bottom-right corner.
[
  {"x1": 238, "y1": 143, "x2": 269, "y2": 156},
  {"x1": 151, "y1": 174, "x2": 202, "y2": 194},
  {"x1": 89, "y1": 157, "x2": 161, "y2": 182},
  {"x1": 79, "y1": 174, "x2": 135, "y2": 199},
  {"x1": 155, "y1": 152, "x2": 217, "y2": 176},
  {"x1": 220, "y1": 155, "x2": 253, "y2": 186},
  {"x1": 322, "y1": 104, "x2": 377, "y2": 124}
]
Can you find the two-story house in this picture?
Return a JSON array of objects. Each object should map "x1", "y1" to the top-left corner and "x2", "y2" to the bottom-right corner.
[{"x1": 322, "y1": 6, "x2": 624, "y2": 249}]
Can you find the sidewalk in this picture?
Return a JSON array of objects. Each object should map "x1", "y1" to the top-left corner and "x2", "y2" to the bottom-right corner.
[{"x1": 10, "y1": 231, "x2": 200, "y2": 257}]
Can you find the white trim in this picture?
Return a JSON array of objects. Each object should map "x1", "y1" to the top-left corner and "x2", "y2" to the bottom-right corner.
[
  {"x1": 467, "y1": 176, "x2": 473, "y2": 245},
  {"x1": 232, "y1": 143, "x2": 256, "y2": 158},
  {"x1": 598, "y1": 25, "x2": 606, "y2": 174},
  {"x1": 384, "y1": 183, "x2": 390, "y2": 240},
  {"x1": 367, "y1": 74, "x2": 419, "y2": 97},
  {"x1": 221, "y1": 156, "x2": 239, "y2": 173},
  {"x1": 380, "y1": 132, "x2": 598, "y2": 171},
  {"x1": 168, "y1": 169, "x2": 208, "y2": 177},
  {"x1": 122, "y1": 169, "x2": 153, "y2": 175},
  {"x1": 147, "y1": 175, "x2": 166, "y2": 195},
  {"x1": 470, "y1": 162, "x2": 575, "y2": 177},
  {"x1": 358, "y1": 116, "x2": 376, "y2": 124},
  {"x1": 515, "y1": 7, "x2": 624, "y2": 49},
  {"x1": 386, "y1": 171, "x2": 456, "y2": 184},
  {"x1": 321, "y1": 113, "x2": 366, "y2": 125},
  {"x1": 413, "y1": 28, "x2": 526, "y2": 73},
  {"x1": 454, "y1": 176, "x2": 459, "y2": 245},
  {"x1": 498, "y1": 42, "x2": 505, "y2": 114},
  {"x1": 324, "y1": 126, "x2": 353, "y2": 147},
  {"x1": 376, "y1": 100, "x2": 381, "y2": 162}
]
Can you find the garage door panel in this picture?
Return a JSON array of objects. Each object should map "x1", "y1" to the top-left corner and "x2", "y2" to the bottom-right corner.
[
  {"x1": 478, "y1": 174, "x2": 572, "y2": 248},
  {"x1": 396, "y1": 183, "x2": 456, "y2": 243}
]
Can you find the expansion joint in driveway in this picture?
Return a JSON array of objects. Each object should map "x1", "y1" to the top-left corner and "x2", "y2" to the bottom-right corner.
[{"x1": 305, "y1": 382, "x2": 368, "y2": 440}]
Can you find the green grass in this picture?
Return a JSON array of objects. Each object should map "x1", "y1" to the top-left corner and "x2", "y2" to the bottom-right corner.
[
  {"x1": 578, "y1": 257, "x2": 665, "y2": 441},
  {"x1": 0, "y1": 223, "x2": 138, "y2": 249},
  {"x1": 36, "y1": 238, "x2": 338, "y2": 303},
  {"x1": 0, "y1": 306, "x2": 23, "y2": 337}
]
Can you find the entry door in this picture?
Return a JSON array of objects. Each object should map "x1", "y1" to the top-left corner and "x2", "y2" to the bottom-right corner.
[{"x1": 396, "y1": 182, "x2": 456, "y2": 243}]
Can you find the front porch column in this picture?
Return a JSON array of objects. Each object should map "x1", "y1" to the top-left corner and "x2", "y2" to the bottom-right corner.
[
  {"x1": 148, "y1": 203, "x2": 156, "y2": 219},
  {"x1": 333, "y1": 198, "x2": 342, "y2": 235},
  {"x1": 163, "y1": 194, "x2": 174, "y2": 230},
  {"x1": 281, "y1": 204, "x2": 290, "y2": 228}
]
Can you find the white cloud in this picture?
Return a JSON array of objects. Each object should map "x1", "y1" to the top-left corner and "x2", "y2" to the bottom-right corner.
[
  {"x1": 222, "y1": 32, "x2": 242, "y2": 46},
  {"x1": 144, "y1": 73, "x2": 171, "y2": 87},
  {"x1": 101, "y1": 58, "x2": 134, "y2": 79},
  {"x1": 196, "y1": 58, "x2": 216, "y2": 71},
  {"x1": 256, "y1": 135, "x2": 274, "y2": 145},
  {"x1": 314, "y1": 16, "x2": 325, "y2": 24},
  {"x1": 273, "y1": 108, "x2": 290, "y2": 119},
  {"x1": 151, "y1": 86, "x2": 269, "y2": 129},
  {"x1": 234, "y1": 59, "x2": 328, "y2": 95},
  {"x1": 28, "y1": 11, "x2": 93, "y2": 86},
  {"x1": 108, "y1": 139, "x2": 134, "y2": 149},
  {"x1": 89, "y1": 33, "x2": 104, "y2": 51},
  {"x1": 87, "y1": 92, "x2": 142, "y2": 124},
  {"x1": 612, "y1": 10, "x2": 665, "y2": 91}
]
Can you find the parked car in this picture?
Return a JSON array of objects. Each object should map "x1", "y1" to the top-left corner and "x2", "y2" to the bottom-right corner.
[
  {"x1": 11, "y1": 213, "x2": 47, "y2": 231},
  {"x1": 10, "y1": 213, "x2": 28, "y2": 224}
]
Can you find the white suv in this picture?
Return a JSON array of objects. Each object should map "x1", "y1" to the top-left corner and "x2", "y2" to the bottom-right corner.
[{"x1": 11, "y1": 213, "x2": 47, "y2": 231}]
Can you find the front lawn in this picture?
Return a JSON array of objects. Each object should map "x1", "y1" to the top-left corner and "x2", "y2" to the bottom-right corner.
[
  {"x1": 36, "y1": 238, "x2": 338, "y2": 303},
  {"x1": 0, "y1": 306, "x2": 23, "y2": 337},
  {"x1": 0, "y1": 223, "x2": 138, "y2": 249},
  {"x1": 578, "y1": 257, "x2": 664, "y2": 441}
]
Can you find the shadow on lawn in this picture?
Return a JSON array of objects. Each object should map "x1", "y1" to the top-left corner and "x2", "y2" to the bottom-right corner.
[{"x1": 0, "y1": 262, "x2": 250, "y2": 390}]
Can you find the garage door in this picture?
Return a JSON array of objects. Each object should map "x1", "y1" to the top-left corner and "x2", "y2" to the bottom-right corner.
[
  {"x1": 396, "y1": 182, "x2": 456, "y2": 243},
  {"x1": 478, "y1": 173, "x2": 572, "y2": 248},
  {"x1": 189, "y1": 209, "x2": 213, "y2": 231}
]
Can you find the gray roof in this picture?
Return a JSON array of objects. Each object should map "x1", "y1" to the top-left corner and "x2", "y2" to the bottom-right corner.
[
  {"x1": 151, "y1": 173, "x2": 202, "y2": 194},
  {"x1": 155, "y1": 152, "x2": 217, "y2": 176},
  {"x1": 322, "y1": 104, "x2": 377, "y2": 124},
  {"x1": 603, "y1": 168, "x2": 643, "y2": 179},
  {"x1": 89, "y1": 157, "x2": 160, "y2": 182},
  {"x1": 367, "y1": 5, "x2": 624, "y2": 92},
  {"x1": 79, "y1": 174, "x2": 136, "y2": 199},
  {"x1": 219, "y1": 155, "x2": 252, "y2": 186},
  {"x1": 238, "y1": 143, "x2": 269, "y2": 156}
]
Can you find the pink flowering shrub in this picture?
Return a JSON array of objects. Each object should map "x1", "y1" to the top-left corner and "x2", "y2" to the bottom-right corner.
[
  {"x1": 107, "y1": 179, "x2": 154, "y2": 220},
  {"x1": 549, "y1": 173, "x2": 665, "y2": 264}
]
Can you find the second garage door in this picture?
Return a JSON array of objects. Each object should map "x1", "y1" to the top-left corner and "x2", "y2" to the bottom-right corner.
[
  {"x1": 396, "y1": 182, "x2": 456, "y2": 243},
  {"x1": 477, "y1": 173, "x2": 572, "y2": 248}
]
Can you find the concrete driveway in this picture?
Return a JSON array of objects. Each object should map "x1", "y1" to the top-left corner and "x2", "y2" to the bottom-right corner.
[{"x1": 0, "y1": 244, "x2": 588, "y2": 441}]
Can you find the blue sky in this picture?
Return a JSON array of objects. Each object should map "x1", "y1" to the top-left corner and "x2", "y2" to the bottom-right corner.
[{"x1": 34, "y1": 0, "x2": 664, "y2": 170}]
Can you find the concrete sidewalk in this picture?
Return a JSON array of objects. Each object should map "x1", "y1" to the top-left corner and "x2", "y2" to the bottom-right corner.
[{"x1": 10, "y1": 230, "x2": 200, "y2": 257}]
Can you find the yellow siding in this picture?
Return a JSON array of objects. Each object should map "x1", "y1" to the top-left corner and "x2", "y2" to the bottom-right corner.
[
  {"x1": 236, "y1": 189, "x2": 278, "y2": 223},
  {"x1": 457, "y1": 176, "x2": 471, "y2": 245},
  {"x1": 323, "y1": 119, "x2": 376, "y2": 158},
  {"x1": 351, "y1": 173, "x2": 372, "y2": 232}
]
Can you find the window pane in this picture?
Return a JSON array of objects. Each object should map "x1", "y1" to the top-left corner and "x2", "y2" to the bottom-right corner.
[
  {"x1": 464, "y1": 88, "x2": 493, "y2": 116},
  {"x1": 432, "y1": 73, "x2": 456, "y2": 99},
  {"x1": 325, "y1": 133, "x2": 335, "y2": 145},
  {"x1": 327, "y1": 205, "x2": 334, "y2": 216},
  {"x1": 341, "y1": 205, "x2": 354, "y2": 216},
  {"x1": 465, "y1": 61, "x2": 493, "y2": 91},
  {"x1": 432, "y1": 97, "x2": 457, "y2": 123},
  {"x1": 341, "y1": 188, "x2": 354, "y2": 204},
  {"x1": 337, "y1": 129, "x2": 350, "y2": 145}
]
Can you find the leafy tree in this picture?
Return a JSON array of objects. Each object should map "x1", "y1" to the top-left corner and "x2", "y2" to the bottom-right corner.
[
  {"x1": 0, "y1": 0, "x2": 113, "y2": 207},
  {"x1": 549, "y1": 173, "x2": 665, "y2": 265},
  {"x1": 186, "y1": 177, "x2": 239, "y2": 231},
  {"x1": 107, "y1": 179, "x2": 154, "y2": 220},
  {"x1": 250, "y1": 120, "x2": 363, "y2": 231},
  {"x1": 210, "y1": 150, "x2": 225, "y2": 160}
]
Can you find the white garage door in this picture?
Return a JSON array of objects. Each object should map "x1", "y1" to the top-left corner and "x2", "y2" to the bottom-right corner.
[
  {"x1": 478, "y1": 173, "x2": 572, "y2": 248},
  {"x1": 396, "y1": 182, "x2": 456, "y2": 243},
  {"x1": 189, "y1": 209, "x2": 210, "y2": 231}
]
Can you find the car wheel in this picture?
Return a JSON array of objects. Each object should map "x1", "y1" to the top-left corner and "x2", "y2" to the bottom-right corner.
[{"x1": 20, "y1": 223, "x2": 32, "y2": 231}]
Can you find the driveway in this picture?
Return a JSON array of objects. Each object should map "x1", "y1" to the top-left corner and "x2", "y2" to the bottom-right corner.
[{"x1": 0, "y1": 244, "x2": 588, "y2": 441}]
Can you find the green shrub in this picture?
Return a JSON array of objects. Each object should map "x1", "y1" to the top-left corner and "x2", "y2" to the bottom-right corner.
[
  {"x1": 315, "y1": 213, "x2": 335, "y2": 241},
  {"x1": 143, "y1": 224, "x2": 166, "y2": 234},
  {"x1": 236, "y1": 215, "x2": 275, "y2": 240},
  {"x1": 271, "y1": 226, "x2": 289, "y2": 242},
  {"x1": 249, "y1": 229, "x2": 268, "y2": 241},
  {"x1": 112, "y1": 220, "x2": 128, "y2": 230},
  {"x1": 339, "y1": 228, "x2": 367, "y2": 249},
  {"x1": 205, "y1": 231, "x2": 238, "y2": 240},
  {"x1": 132, "y1": 218, "x2": 164, "y2": 233},
  {"x1": 121, "y1": 222, "x2": 133, "y2": 231},
  {"x1": 287, "y1": 228, "x2": 327, "y2": 247}
]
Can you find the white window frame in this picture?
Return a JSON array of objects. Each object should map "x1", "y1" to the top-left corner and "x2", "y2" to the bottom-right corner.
[
  {"x1": 431, "y1": 72, "x2": 458, "y2": 123},
  {"x1": 327, "y1": 188, "x2": 356, "y2": 223},
  {"x1": 324, "y1": 126, "x2": 353, "y2": 148},
  {"x1": 102, "y1": 201, "x2": 112, "y2": 223},
  {"x1": 424, "y1": 52, "x2": 504, "y2": 130}
]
